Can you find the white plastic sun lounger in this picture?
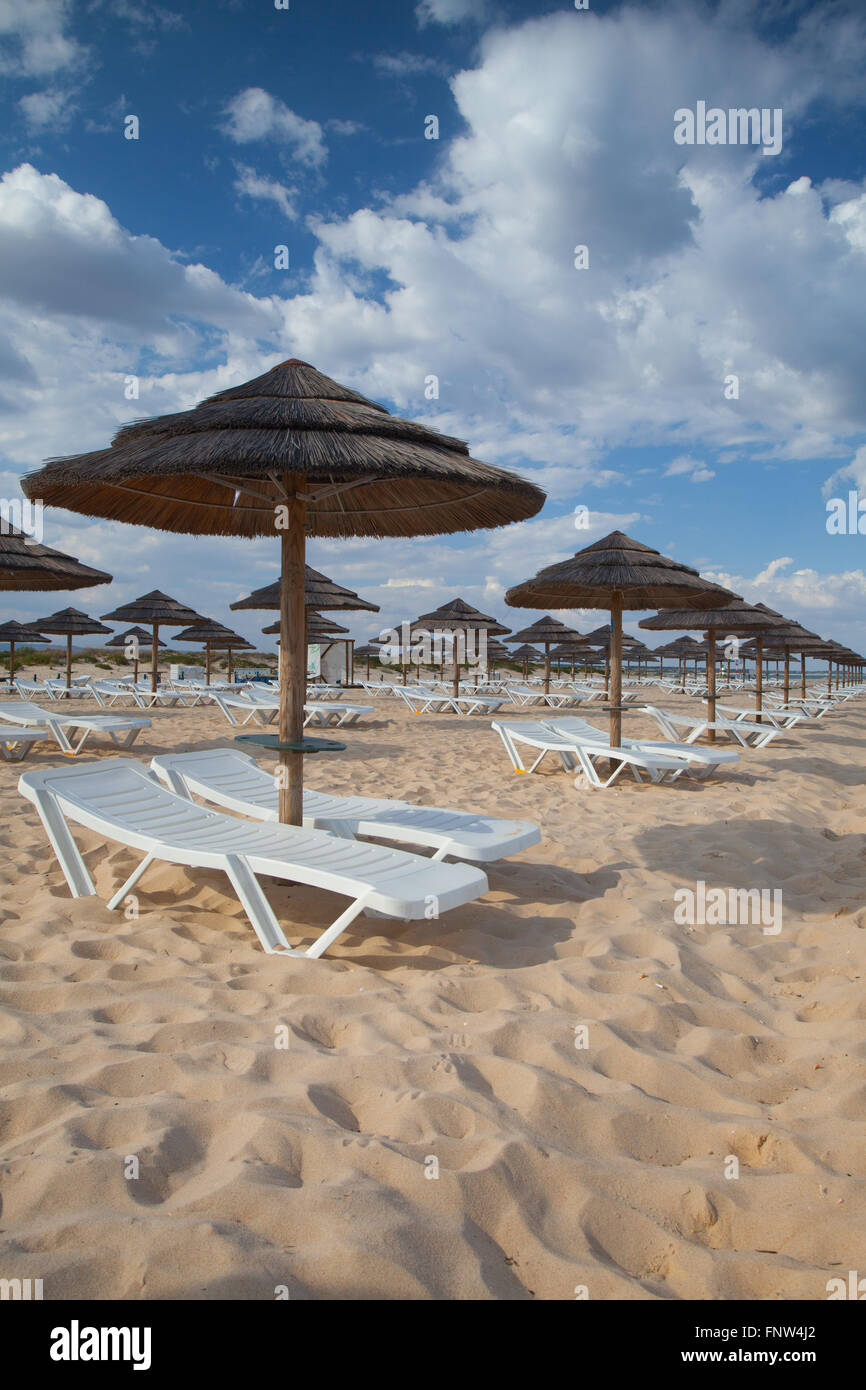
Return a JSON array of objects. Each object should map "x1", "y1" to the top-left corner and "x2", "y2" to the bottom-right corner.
[
  {"x1": 715, "y1": 703, "x2": 807, "y2": 731},
  {"x1": 0, "y1": 724, "x2": 51, "y2": 761},
  {"x1": 396, "y1": 686, "x2": 505, "y2": 715},
  {"x1": 0, "y1": 701, "x2": 151, "y2": 755},
  {"x1": 18, "y1": 759, "x2": 488, "y2": 957},
  {"x1": 640, "y1": 705, "x2": 782, "y2": 750},
  {"x1": 503, "y1": 685, "x2": 586, "y2": 708},
  {"x1": 540, "y1": 716, "x2": 739, "y2": 778},
  {"x1": 303, "y1": 701, "x2": 375, "y2": 728},
  {"x1": 150, "y1": 748, "x2": 541, "y2": 862},
  {"x1": 491, "y1": 719, "x2": 686, "y2": 787},
  {"x1": 212, "y1": 691, "x2": 279, "y2": 725},
  {"x1": 88, "y1": 680, "x2": 150, "y2": 708}
]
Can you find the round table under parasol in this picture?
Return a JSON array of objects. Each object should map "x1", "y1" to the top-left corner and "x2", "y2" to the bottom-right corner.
[
  {"x1": 105, "y1": 626, "x2": 164, "y2": 683},
  {"x1": 100, "y1": 591, "x2": 206, "y2": 693},
  {"x1": 30, "y1": 606, "x2": 112, "y2": 692},
  {"x1": 0, "y1": 619, "x2": 50, "y2": 687},
  {"x1": 22, "y1": 356, "x2": 538, "y2": 821},
  {"x1": 507, "y1": 531, "x2": 739, "y2": 749}
]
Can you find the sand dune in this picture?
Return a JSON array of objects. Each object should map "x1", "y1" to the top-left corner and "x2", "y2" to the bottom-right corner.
[{"x1": 1, "y1": 681, "x2": 864, "y2": 1299}]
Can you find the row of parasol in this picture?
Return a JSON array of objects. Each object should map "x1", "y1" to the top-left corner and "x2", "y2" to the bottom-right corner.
[{"x1": 3, "y1": 359, "x2": 859, "y2": 823}]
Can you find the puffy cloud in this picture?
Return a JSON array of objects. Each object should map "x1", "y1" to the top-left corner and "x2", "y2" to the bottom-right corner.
[
  {"x1": 221, "y1": 89, "x2": 328, "y2": 169},
  {"x1": 0, "y1": 0, "x2": 85, "y2": 78},
  {"x1": 273, "y1": 3, "x2": 866, "y2": 471},
  {"x1": 233, "y1": 165, "x2": 298, "y2": 221},
  {"x1": 18, "y1": 85, "x2": 77, "y2": 130}
]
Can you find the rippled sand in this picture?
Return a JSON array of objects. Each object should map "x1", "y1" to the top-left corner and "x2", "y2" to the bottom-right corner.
[{"x1": 1, "y1": 682, "x2": 864, "y2": 1299}]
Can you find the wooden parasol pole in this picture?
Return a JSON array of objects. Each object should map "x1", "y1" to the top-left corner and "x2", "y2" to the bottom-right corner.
[
  {"x1": 205, "y1": 642, "x2": 211, "y2": 686},
  {"x1": 543, "y1": 642, "x2": 551, "y2": 695},
  {"x1": 783, "y1": 645, "x2": 790, "y2": 704},
  {"x1": 279, "y1": 473, "x2": 306, "y2": 825},
  {"x1": 754, "y1": 634, "x2": 764, "y2": 722},
  {"x1": 609, "y1": 592, "x2": 623, "y2": 750},
  {"x1": 228, "y1": 646, "x2": 234, "y2": 684},
  {"x1": 151, "y1": 624, "x2": 159, "y2": 692},
  {"x1": 706, "y1": 626, "x2": 717, "y2": 743},
  {"x1": 8, "y1": 639, "x2": 15, "y2": 688},
  {"x1": 65, "y1": 632, "x2": 73, "y2": 692}
]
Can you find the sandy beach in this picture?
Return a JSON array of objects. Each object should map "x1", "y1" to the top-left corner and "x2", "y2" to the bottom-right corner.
[{"x1": 1, "y1": 678, "x2": 864, "y2": 1300}]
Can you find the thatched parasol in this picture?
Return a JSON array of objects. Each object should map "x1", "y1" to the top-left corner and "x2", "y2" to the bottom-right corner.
[
  {"x1": 353, "y1": 642, "x2": 379, "y2": 681},
  {"x1": 0, "y1": 521, "x2": 112, "y2": 591},
  {"x1": 506, "y1": 615, "x2": 585, "y2": 694},
  {"x1": 105, "y1": 625, "x2": 164, "y2": 683},
  {"x1": 25, "y1": 358, "x2": 543, "y2": 822},
  {"x1": 651, "y1": 635, "x2": 703, "y2": 682},
  {"x1": 640, "y1": 598, "x2": 787, "y2": 732},
  {"x1": 231, "y1": 564, "x2": 380, "y2": 615},
  {"x1": 175, "y1": 620, "x2": 253, "y2": 685},
  {"x1": 507, "y1": 532, "x2": 738, "y2": 747},
  {"x1": 752, "y1": 620, "x2": 825, "y2": 701},
  {"x1": 578, "y1": 623, "x2": 644, "y2": 690},
  {"x1": 509, "y1": 642, "x2": 543, "y2": 678},
  {"x1": 100, "y1": 591, "x2": 205, "y2": 693},
  {"x1": 0, "y1": 619, "x2": 50, "y2": 686},
  {"x1": 409, "y1": 597, "x2": 510, "y2": 697},
  {"x1": 31, "y1": 607, "x2": 112, "y2": 691}
]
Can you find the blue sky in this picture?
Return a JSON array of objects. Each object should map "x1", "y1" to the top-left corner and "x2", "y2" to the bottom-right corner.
[{"x1": 1, "y1": 0, "x2": 865, "y2": 656}]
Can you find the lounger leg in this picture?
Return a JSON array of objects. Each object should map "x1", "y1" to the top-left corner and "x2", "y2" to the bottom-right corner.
[
  {"x1": 223, "y1": 854, "x2": 297, "y2": 953},
  {"x1": 305, "y1": 891, "x2": 375, "y2": 958},
  {"x1": 45, "y1": 719, "x2": 75, "y2": 754},
  {"x1": 29, "y1": 789, "x2": 96, "y2": 897},
  {"x1": 107, "y1": 852, "x2": 156, "y2": 910}
]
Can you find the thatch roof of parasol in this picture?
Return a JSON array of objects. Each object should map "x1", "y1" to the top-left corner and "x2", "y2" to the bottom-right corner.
[
  {"x1": 506, "y1": 531, "x2": 738, "y2": 612},
  {"x1": 0, "y1": 521, "x2": 112, "y2": 592},
  {"x1": 231, "y1": 565, "x2": 380, "y2": 613},
  {"x1": 105, "y1": 625, "x2": 165, "y2": 649},
  {"x1": 101, "y1": 590, "x2": 204, "y2": 627},
  {"x1": 25, "y1": 359, "x2": 544, "y2": 541},
  {"x1": 0, "y1": 619, "x2": 50, "y2": 644},
  {"x1": 506, "y1": 615, "x2": 584, "y2": 645},
  {"x1": 411, "y1": 597, "x2": 509, "y2": 635}
]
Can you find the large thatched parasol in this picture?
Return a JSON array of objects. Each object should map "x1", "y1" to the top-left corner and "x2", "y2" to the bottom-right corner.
[
  {"x1": 409, "y1": 597, "x2": 509, "y2": 697},
  {"x1": 105, "y1": 625, "x2": 164, "y2": 683},
  {"x1": 507, "y1": 532, "x2": 738, "y2": 748},
  {"x1": 175, "y1": 620, "x2": 253, "y2": 685},
  {"x1": 0, "y1": 619, "x2": 50, "y2": 687},
  {"x1": 32, "y1": 607, "x2": 112, "y2": 691},
  {"x1": 506, "y1": 615, "x2": 585, "y2": 694},
  {"x1": 100, "y1": 591, "x2": 205, "y2": 693},
  {"x1": 0, "y1": 521, "x2": 112, "y2": 592},
  {"x1": 25, "y1": 359, "x2": 543, "y2": 821}
]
